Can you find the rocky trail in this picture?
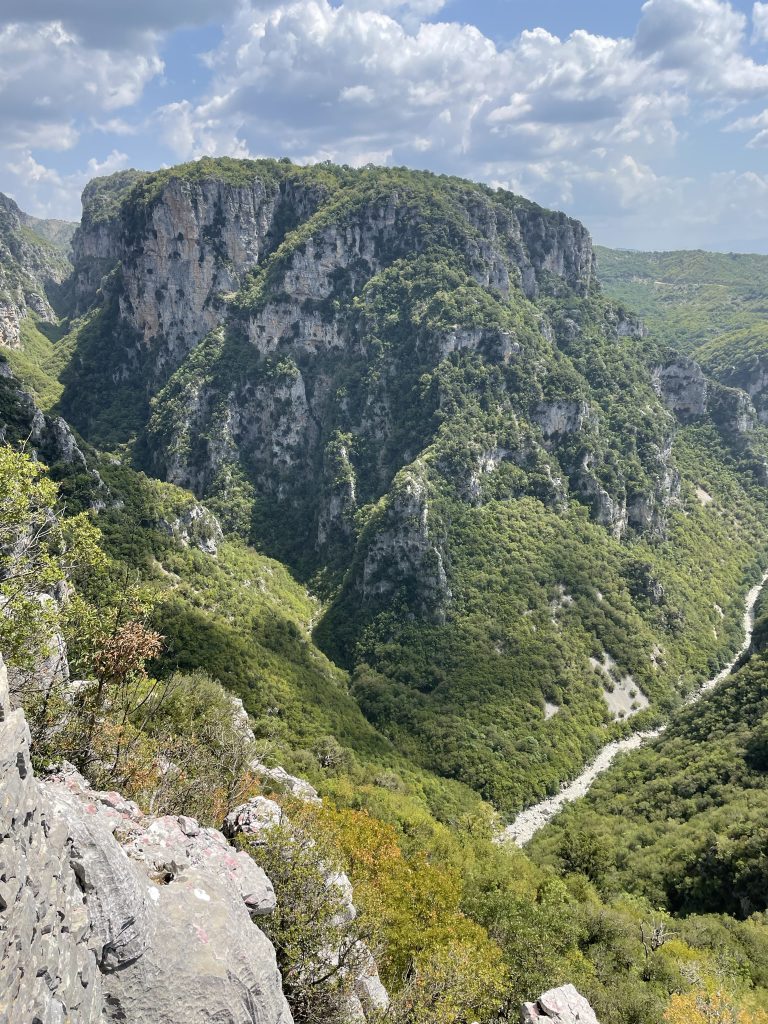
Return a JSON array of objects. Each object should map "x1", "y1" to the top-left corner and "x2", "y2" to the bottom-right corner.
[{"x1": 501, "y1": 572, "x2": 768, "y2": 847}]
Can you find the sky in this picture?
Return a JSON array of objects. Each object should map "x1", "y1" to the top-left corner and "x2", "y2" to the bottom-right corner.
[{"x1": 2, "y1": 0, "x2": 768, "y2": 251}]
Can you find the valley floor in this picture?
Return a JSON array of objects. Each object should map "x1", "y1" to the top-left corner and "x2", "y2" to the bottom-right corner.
[{"x1": 502, "y1": 570, "x2": 768, "y2": 845}]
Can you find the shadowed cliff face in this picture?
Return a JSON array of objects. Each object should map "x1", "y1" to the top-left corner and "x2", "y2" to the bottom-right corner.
[{"x1": 60, "y1": 159, "x2": 680, "y2": 581}]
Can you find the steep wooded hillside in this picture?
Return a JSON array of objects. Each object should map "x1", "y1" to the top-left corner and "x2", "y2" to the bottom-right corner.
[
  {"x1": 4, "y1": 162, "x2": 768, "y2": 1024},
  {"x1": 2, "y1": 161, "x2": 767, "y2": 814}
]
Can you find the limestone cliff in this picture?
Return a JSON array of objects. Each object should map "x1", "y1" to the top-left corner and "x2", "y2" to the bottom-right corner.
[
  {"x1": 62, "y1": 162, "x2": 633, "y2": 578},
  {"x1": 60, "y1": 159, "x2": 750, "y2": 631},
  {"x1": 71, "y1": 167, "x2": 327, "y2": 374},
  {"x1": 0, "y1": 192, "x2": 72, "y2": 348}
]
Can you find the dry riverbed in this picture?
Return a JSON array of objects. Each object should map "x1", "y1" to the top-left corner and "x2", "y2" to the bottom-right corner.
[{"x1": 500, "y1": 573, "x2": 768, "y2": 847}]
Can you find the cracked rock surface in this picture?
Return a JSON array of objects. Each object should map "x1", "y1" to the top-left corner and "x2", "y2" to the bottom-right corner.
[{"x1": 0, "y1": 653, "x2": 292, "y2": 1024}]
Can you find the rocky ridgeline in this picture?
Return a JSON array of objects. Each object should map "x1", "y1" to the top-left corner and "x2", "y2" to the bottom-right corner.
[
  {"x1": 0, "y1": 653, "x2": 389, "y2": 1024},
  {"x1": 72, "y1": 170, "x2": 594, "y2": 384},
  {"x1": 0, "y1": 193, "x2": 72, "y2": 349}
]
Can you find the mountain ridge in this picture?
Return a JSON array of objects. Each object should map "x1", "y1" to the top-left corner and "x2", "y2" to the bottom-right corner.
[
  {"x1": 4, "y1": 160, "x2": 768, "y2": 1022},
  {"x1": 4, "y1": 161, "x2": 768, "y2": 815}
]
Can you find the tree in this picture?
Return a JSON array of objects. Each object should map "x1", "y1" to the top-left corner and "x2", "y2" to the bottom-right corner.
[
  {"x1": 0, "y1": 445, "x2": 84, "y2": 664},
  {"x1": 559, "y1": 826, "x2": 614, "y2": 885},
  {"x1": 238, "y1": 810, "x2": 371, "y2": 1024},
  {"x1": 664, "y1": 987, "x2": 768, "y2": 1024}
]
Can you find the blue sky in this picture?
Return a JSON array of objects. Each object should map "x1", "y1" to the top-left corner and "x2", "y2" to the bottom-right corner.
[{"x1": 2, "y1": 0, "x2": 768, "y2": 250}]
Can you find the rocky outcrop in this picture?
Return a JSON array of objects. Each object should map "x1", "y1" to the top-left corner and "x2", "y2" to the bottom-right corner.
[
  {"x1": 574, "y1": 452, "x2": 628, "y2": 539},
  {"x1": 521, "y1": 984, "x2": 600, "y2": 1024},
  {"x1": 252, "y1": 762, "x2": 322, "y2": 805},
  {"x1": 0, "y1": 192, "x2": 71, "y2": 348},
  {"x1": 0, "y1": 658, "x2": 104, "y2": 1023},
  {"x1": 0, "y1": 361, "x2": 109, "y2": 515},
  {"x1": 361, "y1": 466, "x2": 452, "y2": 621},
  {"x1": 0, "y1": 654, "x2": 293, "y2": 1024},
  {"x1": 224, "y1": 794, "x2": 390, "y2": 1023},
  {"x1": 436, "y1": 325, "x2": 521, "y2": 362},
  {"x1": 655, "y1": 357, "x2": 761, "y2": 438},
  {"x1": 0, "y1": 360, "x2": 87, "y2": 468},
  {"x1": 72, "y1": 170, "x2": 151, "y2": 311},
  {"x1": 714, "y1": 351, "x2": 768, "y2": 425},
  {"x1": 155, "y1": 502, "x2": 223, "y2": 554},
  {"x1": 627, "y1": 437, "x2": 680, "y2": 534},
  {"x1": 533, "y1": 400, "x2": 593, "y2": 441},
  {"x1": 653, "y1": 358, "x2": 708, "y2": 420},
  {"x1": 513, "y1": 205, "x2": 595, "y2": 298},
  {"x1": 709, "y1": 383, "x2": 757, "y2": 435}
]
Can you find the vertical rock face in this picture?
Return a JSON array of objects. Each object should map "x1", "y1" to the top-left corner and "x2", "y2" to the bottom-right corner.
[
  {"x1": 653, "y1": 358, "x2": 709, "y2": 420},
  {"x1": 117, "y1": 178, "x2": 283, "y2": 374},
  {"x1": 73, "y1": 170, "x2": 327, "y2": 381},
  {"x1": 0, "y1": 654, "x2": 294, "y2": 1024},
  {"x1": 654, "y1": 357, "x2": 760, "y2": 436},
  {"x1": 514, "y1": 205, "x2": 596, "y2": 297},
  {"x1": 0, "y1": 192, "x2": 72, "y2": 348},
  {"x1": 710, "y1": 352, "x2": 768, "y2": 425},
  {"x1": 709, "y1": 383, "x2": 758, "y2": 435},
  {"x1": 360, "y1": 466, "x2": 452, "y2": 620}
]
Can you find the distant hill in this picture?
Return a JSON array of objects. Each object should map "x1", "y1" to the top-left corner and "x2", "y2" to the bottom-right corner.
[
  {"x1": 596, "y1": 245, "x2": 768, "y2": 353},
  {"x1": 19, "y1": 211, "x2": 77, "y2": 253},
  {"x1": 597, "y1": 246, "x2": 768, "y2": 424}
]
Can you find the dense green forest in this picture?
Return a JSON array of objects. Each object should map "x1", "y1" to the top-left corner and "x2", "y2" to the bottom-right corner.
[
  {"x1": 596, "y1": 246, "x2": 768, "y2": 354},
  {"x1": 4, "y1": 161, "x2": 768, "y2": 1022},
  {"x1": 10, "y1": 160, "x2": 768, "y2": 817}
]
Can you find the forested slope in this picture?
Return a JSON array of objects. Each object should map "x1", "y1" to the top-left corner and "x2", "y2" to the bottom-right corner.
[
  {"x1": 7, "y1": 161, "x2": 768, "y2": 815},
  {"x1": 4, "y1": 162, "x2": 768, "y2": 1022}
]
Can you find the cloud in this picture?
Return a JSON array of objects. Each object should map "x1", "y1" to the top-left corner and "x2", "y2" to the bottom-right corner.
[
  {"x1": 0, "y1": 19, "x2": 163, "y2": 154},
  {"x1": 0, "y1": 5, "x2": 175, "y2": 215},
  {"x1": 1, "y1": 1, "x2": 240, "y2": 48},
  {"x1": 753, "y1": 1, "x2": 768, "y2": 42},
  {"x1": 4, "y1": 148, "x2": 130, "y2": 218},
  {"x1": 4, "y1": 0, "x2": 768, "y2": 247},
  {"x1": 635, "y1": 0, "x2": 768, "y2": 93},
  {"x1": 156, "y1": 0, "x2": 724, "y2": 200},
  {"x1": 725, "y1": 105, "x2": 768, "y2": 146},
  {"x1": 161, "y1": 0, "x2": 768, "y2": 177}
]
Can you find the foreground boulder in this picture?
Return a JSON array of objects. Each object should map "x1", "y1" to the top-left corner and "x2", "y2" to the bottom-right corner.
[
  {"x1": 522, "y1": 984, "x2": 600, "y2": 1023},
  {"x1": 0, "y1": 654, "x2": 292, "y2": 1024}
]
